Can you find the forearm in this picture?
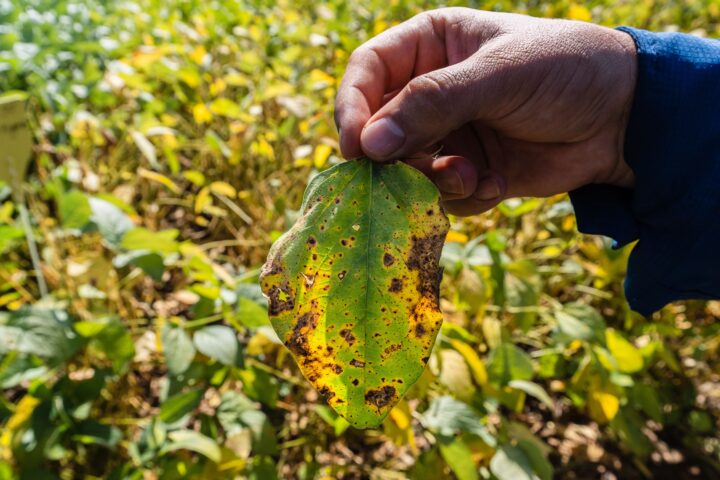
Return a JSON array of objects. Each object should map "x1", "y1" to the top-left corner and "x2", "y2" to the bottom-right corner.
[{"x1": 570, "y1": 27, "x2": 720, "y2": 314}]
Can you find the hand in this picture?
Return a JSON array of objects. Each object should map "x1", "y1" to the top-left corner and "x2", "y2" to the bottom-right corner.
[{"x1": 335, "y1": 8, "x2": 637, "y2": 215}]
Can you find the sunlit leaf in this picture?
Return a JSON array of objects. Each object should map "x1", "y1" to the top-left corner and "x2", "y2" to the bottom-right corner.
[
  {"x1": 260, "y1": 158, "x2": 449, "y2": 428},
  {"x1": 606, "y1": 329, "x2": 643, "y2": 373},
  {"x1": 59, "y1": 190, "x2": 92, "y2": 230}
]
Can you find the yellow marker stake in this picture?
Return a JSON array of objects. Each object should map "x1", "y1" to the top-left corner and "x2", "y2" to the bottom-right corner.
[
  {"x1": 0, "y1": 93, "x2": 32, "y2": 192},
  {"x1": 0, "y1": 93, "x2": 48, "y2": 297}
]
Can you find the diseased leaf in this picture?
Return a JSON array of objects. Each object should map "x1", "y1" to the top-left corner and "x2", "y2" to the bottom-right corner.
[{"x1": 260, "y1": 158, "x2": 449, "y2": 428}]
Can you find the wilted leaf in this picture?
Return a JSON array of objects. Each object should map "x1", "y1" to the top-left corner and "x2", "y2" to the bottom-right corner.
[{"x1": 260, "y1": 158, "x2": 449, "y2": 428}]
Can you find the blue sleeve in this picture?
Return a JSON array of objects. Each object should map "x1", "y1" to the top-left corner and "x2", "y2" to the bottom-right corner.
[{"x1": 568, "y1": 27, "x2": 720, "y2": 315}]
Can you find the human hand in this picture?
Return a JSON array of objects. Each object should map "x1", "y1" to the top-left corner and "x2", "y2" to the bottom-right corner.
[{"x1": 335, "y1": 8, "x2": 637, "y2": 215}]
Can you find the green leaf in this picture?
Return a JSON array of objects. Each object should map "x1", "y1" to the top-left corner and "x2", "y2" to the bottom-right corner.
[
  {"x1": 0, "y1": 308, "x2": 82, "y2": 365},
  {"x1": 487, "y1": 343, "x2": 534, "y2": 386},
  {"x1": 260, "y1": 158, "x2": 449, "y2": 428},
  {"x1": 490, "y1": 445, "x2": 535, "y2": 480},
  {"x1": 420, "y1": 396, "x2": 495, "y2": 446},
  {"x1": 162, "y1": 325, "x2": 195, "y2": 375},
  {"x1": 159, "y1": 389, "x2": 204, "y2": 424},
  {"x1": 121, "y1": 227, "x2": 179, "y2": 255},
  {"x1": 0, "y1": 225, "x2": 24, "y2": 254},
  {"x1": 508, "y1": 380, "x2": 554, "y2": 410},
  {"x1": 88, "y1": 197, "x2": 134, "y2": 247},
  {"x1": 438, "y1": 436, "x2": 479, "y2": 480},
  {"x1": 71, "y1": 420, "x2": 122, "y2": 449},
  {"x1": 605, "y1": 329, "x2": 643, "y2": 373},
  {"x1": 555, "y1": 303, "x2": 605, "y2": 342},
  {"x1": 59, "y1": 190, "x2": 92, "y2": 230},
  {"x1": 193, "y1": 325, "x2": 238, "y2": 366},
  {"x1": 162, "y1": 429, "x2": 221, "y2": 463}
]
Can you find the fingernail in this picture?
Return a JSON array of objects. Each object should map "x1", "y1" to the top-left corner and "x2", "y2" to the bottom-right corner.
[
  {"x1": 474, "y1": 176, "x2": 501, "y2": 200},
  {"x1": 434, "y1": 168, "x2": 464, "y2": 196},
  {"x1": 362, "y1": 117, "x2": 405, "y2": 157}
]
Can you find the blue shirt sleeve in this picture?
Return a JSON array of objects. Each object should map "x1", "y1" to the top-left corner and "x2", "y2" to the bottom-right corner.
[{"x1": 568, "y1": 27, "x2": 720, "y2": 316}]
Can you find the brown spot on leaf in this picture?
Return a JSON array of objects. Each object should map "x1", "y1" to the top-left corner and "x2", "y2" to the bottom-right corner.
[
  {"x1": 383, "y1": 253, "x2": 394, "y2": 267},
  {"x1": 415, "y1": 323, "x2": 426, "y2": 337},
  {"x1": 388, "y1": 278, "x2": 402, "y2": 293},
  {"x1": 267, "y1": 284, "x2": 295, "y2": 316},
  {"x1": 340, "y1": 328, "x2": 355, "y2": 346},
  {"x1": 352, "y1": 379, "x2": 359, "y2": 386},
  {"x1": 407, "y1": 234, "x2": 445, "y2": 300},
  {"x1": 364, "y1": 386, "x2": 396, "y2": 409},
  {"x1": 306, "y1": 236, "x2": 316, "y2": 247},
  {"x1": 384, "y1": 343, "x2": 401, "y2": 356},
  {"x1": 285, "y1": 312, "x2": 317, "y2": 357},
  {"x1": 338, "y1": 270, "x2": 346, "y2": 280},
  {"x1": 350, "y1": 358, "x2": 365, "y2": 368},
  {"x1": 331, "y1": 364, "x2": 343, "y2": 374},
  {"x1": 318, "y1": 386, "x2": 335, "y2": 400}
]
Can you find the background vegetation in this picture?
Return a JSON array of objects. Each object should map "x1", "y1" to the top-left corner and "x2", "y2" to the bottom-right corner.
[{"x1": 1, "y1": 0, "x2": 719, "y2": 478}]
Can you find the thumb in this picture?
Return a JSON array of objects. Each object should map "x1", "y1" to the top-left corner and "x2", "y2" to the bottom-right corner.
[{"x1": 359, "y1": 55, "x2": 494, "y2": 160}]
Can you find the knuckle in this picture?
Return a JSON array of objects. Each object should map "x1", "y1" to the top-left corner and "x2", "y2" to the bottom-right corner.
[{"x1": 405, "y1": 72, "x2": 456, "y2": 116}]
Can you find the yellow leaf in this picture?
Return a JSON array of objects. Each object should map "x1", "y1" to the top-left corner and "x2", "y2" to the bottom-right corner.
[
  {"x1": 193, "y1": 103, "x2": 212, "y2": 124},
  {"x1": 209, "y1": 181, "x2": 237, "y2": 198},
  {"x1": 189, "y1": 45, "x2": 208, "y2": 65},
  {"x1": 195, "y1": 186, "x2": 212, "y2": 214},
  {"x1": 313, "y1": 144, "x2": 333, "y2": 169},
  {"x1": 0, "y1": 94, "x2": 32, "y2": 192},
  {"x1": 210, "y1": 78, "x2": 227, "y2": 96},
  {"x1": 606, "y1": 329, "x2": 643, "y2": 373},
  {"x1": 588, "y1": 389, "x2": 619, "y2": 423},
  {"x1": 445, "y1": 231, "x2": 468, "y2": 244},
  {"x1": 449, "y1": 339, "x2": 488, "y2": 390},
  {"x1": 309, "y1": 69, "x2": 335, "y2": 89},
  {"x1": 1, "y1": 395, "x2": 39, "y2": 458},
  {"x1": 568, "y1": 3, "x2": 592, "y2": 22},
  {"x1": 138, "y1": 167, "x2": 180, "y2": 194}
]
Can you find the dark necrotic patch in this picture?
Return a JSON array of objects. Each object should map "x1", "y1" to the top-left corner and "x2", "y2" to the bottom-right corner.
[
  {"x1": 383, "y1": 253, "x2": 394, "y2": 267},
  {"x1": 338, "y1": 270, "x2": 346, "y2": 280},
  {"x1": 388, "y1": 278, "x2": 402, "y2": 293},
  {"x1": 318, "y1": 386, "x2": 335, "y2": 400},
  {"x1": 331, "y1": 364, "x2": 343, "y2": 374},
  {"x1": 285, "y1": 312, "x2": 317, "y2": 357},
  {"x1": 414, "y1": 323, "x2": 426, "y2": 337},
  {"x1": 350, "y1": 358, "x2": 365, "y2": 368},
  {"x1": 339, "y1": 328, "x2": 355, "y2": 346},
  {"x1": 352, "y1": 378, "x2": 359, "y2": 386},
  {"x1": 364, "y1": 386, "x2": 397, "y2": 408},
  {"x1": 268, "y1": 285, "x2": 295, "y2": 316},
  {"x1": 407, "y1": 234, "x2": 445, "y2": 300},
  {"x1": 307, "y1": 236, "x2": 317, "y2": 247}
]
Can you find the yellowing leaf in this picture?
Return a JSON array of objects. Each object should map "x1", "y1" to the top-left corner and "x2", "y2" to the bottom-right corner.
[
  {"x1": 193, "y1": 103, "x2": 213, "y2": 124},
  {"x1": 260, "y1": 158, "x2": 449, "y2": 428},
  {"x1": 588, "y1": 388, "x2": 620, "y2": 423},
  {"x1": 568, "y1": 3, "x2": 592, "y2": 21},
  {"x1": 449, "y1": 339, "x2": 488, "y2": 390},
  {"x1": 606, "y1": 329, "x2": 644, "y2": 373},
  {"x1": 446, "y1": 231, "x2": 468, "y2": 244},
  {"x1": 209, "y1": 181, "x2": 237, "y2": 198},
  {"x1": 138, "y1": 168, "x2": 181, "y2": 194},
  {"x1": 313, "y1": 144, "x2": 333, "y2": 169}
]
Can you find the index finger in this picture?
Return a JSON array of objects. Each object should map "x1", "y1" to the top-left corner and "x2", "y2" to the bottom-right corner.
[{"x1": 334, "y1": 12, "x2": 449, "y2": 158}]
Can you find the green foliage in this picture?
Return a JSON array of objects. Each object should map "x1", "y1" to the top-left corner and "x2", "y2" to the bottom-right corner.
[{"x1": 0, "y1": 0, "x2": 719, "y2": 478}]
